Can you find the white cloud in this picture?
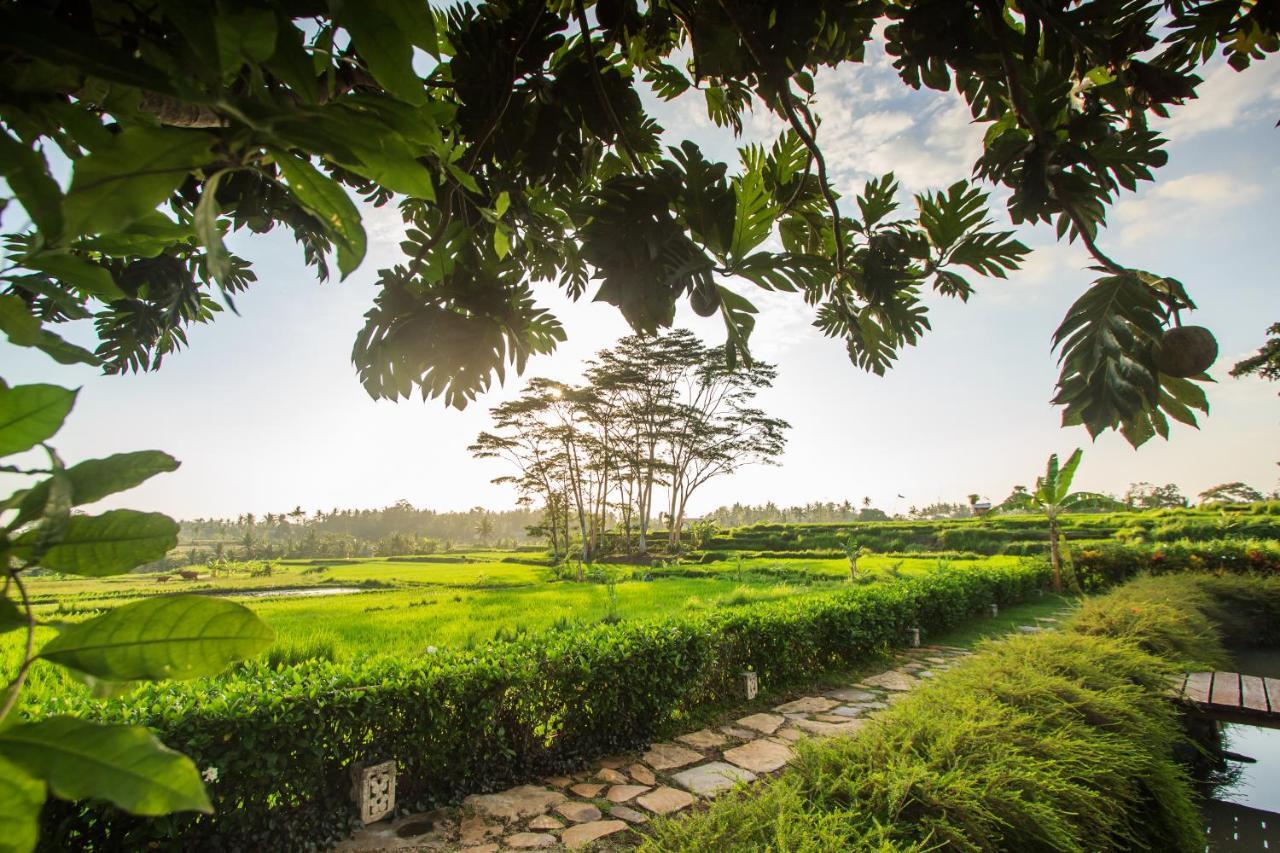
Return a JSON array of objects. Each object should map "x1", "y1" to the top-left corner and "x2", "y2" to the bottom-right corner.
[
  {"x1": 1162, "y1": 58, "x2": 1280, "y2": 141},
  {"x1": 1113, "y1": 171, "x2": 1264, "y2": 245}
]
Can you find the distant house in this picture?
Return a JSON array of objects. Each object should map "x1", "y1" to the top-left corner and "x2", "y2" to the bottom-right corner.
[{"x1": 972, "y1": 501, "x2": 993, "y2": 515}]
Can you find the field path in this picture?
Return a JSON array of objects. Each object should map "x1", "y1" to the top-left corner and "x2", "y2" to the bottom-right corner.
[{"x1": 338, "y1": 643, "x2": 976, "y2": 852}]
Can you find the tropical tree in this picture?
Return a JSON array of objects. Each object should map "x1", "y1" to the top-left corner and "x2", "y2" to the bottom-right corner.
[
  {"x1": 840, "y1": 536, "x2": 871, "y2": 582},
  {"x1": 995, "y1": 449, "x2": 1123, "y2": 592},
  {"x1": 1, "y1": 0, "x2": 1267, "y2": 444},
  {"x1": 1123, "y1": 481, "x2": 1187, "y2": 509},
  {"x1": 1232, "y1": 323, "x2": 1280, "y2": 384},
  {"x1": 473, "y1": 511, "x2": 495, "y2": 545},
  {"x1": 1198, "y1": 482, "x2": 1265, "y2": 504}
]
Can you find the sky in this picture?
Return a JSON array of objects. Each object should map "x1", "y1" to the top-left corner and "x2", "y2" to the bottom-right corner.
[{"x1": 2, "y1": 34, "x2": 1278, "y2": 521}]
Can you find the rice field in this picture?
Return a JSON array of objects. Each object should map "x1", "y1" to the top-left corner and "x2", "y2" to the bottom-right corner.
[{"x1": 4, "y1": 551, "x2": 1036, "y2": 708}]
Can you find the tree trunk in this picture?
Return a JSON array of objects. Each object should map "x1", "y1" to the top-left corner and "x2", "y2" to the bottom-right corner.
[{"x1": 1048, "y1": 514, "x2": 1063, "y2": 592}]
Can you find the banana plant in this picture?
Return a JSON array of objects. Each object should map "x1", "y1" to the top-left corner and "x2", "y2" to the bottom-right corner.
[{"x1": 994, "y1": 449, "x2": 1123, "y2": 592}]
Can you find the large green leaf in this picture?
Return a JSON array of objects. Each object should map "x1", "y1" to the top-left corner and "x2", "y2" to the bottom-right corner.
[
  {"x1": 0, "y1": 302, "x2": 93, "y2": 368},
  {"x1": 22, "y1": 253, "x2": 124, "y2": 302},
  {"x1": 0, "y1": 129, "x2": 63, "y2": 239},
  {"x1": 0, "y1": 755, "x2": 44, "y2": 853},
  {"x1": 39, "y1": 594, "x2": 274, "y2": 681},
  {"x1": 17, "y1": 510, "x2": 178, "y2": 576},
  {"x1": 11, "y1": 451, "x2": 180, "y2": 528},
  {"x1": 0, "y1": 384, "x2": 76, "y2": 458},
  {"x1": 0, "y1": 717, "x2": 211, "y2": 816},
  {"x1": 63, "y1": 127, "x2": 216, "y2": 237},
  {"x1": 1055, "y1": 448, "x2": 1084, "y2": 499},
  {"x1": 272, "y1": 150, "x2": 367, "y2": 278},
  {"x1": 729, "y1": 170, "x2": 775, "y2": 261},
  {"x1": 0, "y1": 596, "x2": 26, "y2": 636},
  {"x1": 334, "y1": 1, "x2": 427, "y2": 105}
]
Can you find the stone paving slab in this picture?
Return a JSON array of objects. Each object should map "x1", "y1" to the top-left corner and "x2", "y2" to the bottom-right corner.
[
  {"x1": 719, "y1": 725, "x2": 758, "y2": 739},
  {"x1": 826, "y1": 687, "x2": 878, "y2": 703},
  {"x1": 555, "y1": 801, "x2": 602, "y2": 823},
  {"x1": 609, "y1": 805, "x2": 649, "y2": 824},
  {"x1": 642, "y1": 742, "x2": 704, "y2": 770},
  {"x1": 637, "y1": 785, "x2": 697, "y2": 815},
  {"x1": 723, "y1": 738, "x2": 794, "y2": 773},
  {"x1": 506, "y1": 831, "x2": 556, "y2": 849},
  {"x1": 793, "y1": 717, "x2": 866, "y2": 736},
  {"x1": 675, "y1": 728, "x2": 728, "y2": 749},
  {"x1": 562, "y1": 819, "x2": 628, "y2": 849},
  {"x1": 671, "y1": 761, "x2": 758, "y2": 796},
  {"x1": 606, "y1": 784, "x2": 651, "y2": 803},
  {"x1": 459, "y1": 814, "x2": 501, "y2": 844},
  {"x1": 627, "y1": 763, "x2": 656, "y2": 786},
  {"x1": 569, "y1": 782, "x2": 604, "y2": 799},
  {"x1": 597, "y1": 767, "x2": 629, "y2": 784},
  {"x1": 735, "y1": 712, "x2": 785, "y2": 735},
  {"x1": 773, "y1": 696, "x2": 839, "y2": 714},
  {"x1": 861, "y1": 670, "x2": 919, "y2": 691},
  {"x1": 462, "y1": 786, "x2": 565, "y2": 822},
  {"x1": 527, "y1": 814, "x2": 562, "y2": 830}
]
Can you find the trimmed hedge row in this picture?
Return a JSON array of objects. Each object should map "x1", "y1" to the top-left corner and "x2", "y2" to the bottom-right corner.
[
  {"x1": 1071, "y1": 539, "x2": 1280, "y2": 591},
  {"x1": 35, "y1": 561, "x2": 1046, "y2": 850}
]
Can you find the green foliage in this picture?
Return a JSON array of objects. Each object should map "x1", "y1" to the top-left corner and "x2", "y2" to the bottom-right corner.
[
  {"x1": 0, "y1": 716, "x2": 211, "y2": 817},
  {"x1": 0, "y1": 384, "x2": 272, "y2": 851},
  {"x1": 32, "y1": 561, "x2": 1045, "y2": 848},
  {"x1": 1070, "y1": 539, "x2": 1280, "y2": 592},
  {"x1": 644, "y1": 629, "x2": 1202, "y2": 852},
  {"x1": 1, "y1": 2, "x2": 1263, "y2": 439},
  {"x1": 38, "y1": 595, "x2": 274, "y2": 682},
  {"x1": 1231, "y1": 322, "x2": 1280, "y2": 383},
  {"x1": 0, "y1": 384, "x2": 76, "y2": 457}
]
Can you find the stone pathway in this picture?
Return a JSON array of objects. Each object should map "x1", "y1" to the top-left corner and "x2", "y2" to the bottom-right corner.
[{"x1": 338, "y1": 644, "x2": 972, "y2": 852}]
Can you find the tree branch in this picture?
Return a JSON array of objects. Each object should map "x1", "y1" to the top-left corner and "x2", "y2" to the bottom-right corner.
[
  {"x1": 572, "y1": 0, "x2": 640, "y2": 169},
  {"x1": 980, "y1": 0, "x2": 1124, "y2": 274}
]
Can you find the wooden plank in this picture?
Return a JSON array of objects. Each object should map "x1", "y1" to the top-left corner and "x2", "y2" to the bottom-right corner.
[
  {"x1": 1241, "y1": 675, "x2": 1269, "y2": 713},
  {"x1": 1212, "y1": 671, "x2": 1242, "y2": 709},
  {"x1": 1266, "y1": 678, "x2": 1280, "y2": 714},
  {"x1": 1185, "y1": 671, "x2": 1212, "y2": 704}
]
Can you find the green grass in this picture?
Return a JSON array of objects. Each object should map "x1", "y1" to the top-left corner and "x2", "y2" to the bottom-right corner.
[
  {"x1": 12, "y1": 551, "x2": 1037, "y2": 710},
  {"x1": 929, "y1": 592, "x2": 1075, "y2": 647}
]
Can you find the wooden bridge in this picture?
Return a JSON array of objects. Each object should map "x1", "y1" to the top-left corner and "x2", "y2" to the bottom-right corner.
[{"x1": 1178, "y1": 671, "x2": 1280, "y2": 726}]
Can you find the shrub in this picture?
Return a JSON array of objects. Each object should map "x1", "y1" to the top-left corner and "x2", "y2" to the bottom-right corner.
[
  {"x1": 1070, "y1": 539, "x2": 1280, "y2": 591},
  {"x1": 33, "y1": 561, "x2": 1046, "y2": 849}
]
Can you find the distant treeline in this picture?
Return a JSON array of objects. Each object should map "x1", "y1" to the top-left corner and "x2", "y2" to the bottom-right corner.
[{"x1": 177, "y1": 501, "x2": 545, "y2": 562}]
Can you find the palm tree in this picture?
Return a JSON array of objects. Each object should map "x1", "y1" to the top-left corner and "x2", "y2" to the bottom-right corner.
[
  {"x1": 474, "y1": 512, "x2": 494, "y2": 545},
  {"x1": 994, "y1": 449, "x2": 1122, "y2": 592}
]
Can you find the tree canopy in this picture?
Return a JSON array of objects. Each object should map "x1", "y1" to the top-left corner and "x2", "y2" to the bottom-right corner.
[
  {"x1": 470, "y1": 329, "x2": 787, "y2": 558},
  {"x1": 0, "y1": 0, "x2": 1274, "y2": 441}
]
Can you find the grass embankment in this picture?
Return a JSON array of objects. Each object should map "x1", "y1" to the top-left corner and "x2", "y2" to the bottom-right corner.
[{"x1": 645, "y1": 573, "x2": 1280, "y2": 853}]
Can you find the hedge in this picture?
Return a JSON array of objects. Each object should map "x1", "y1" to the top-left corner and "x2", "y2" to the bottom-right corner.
[
  {"x1": 34, "y1": 561, "x2": 1046, "y2": 850},
  {"x1": 1070, "y1": 539, "x2": 1280, "y2": 591}
]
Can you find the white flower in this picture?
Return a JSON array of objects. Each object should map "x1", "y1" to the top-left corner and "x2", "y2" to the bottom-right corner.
[
  {"x1": 201, "y1": 766, "x2": 219, "y2": 783},
  {"x1": 426, "y1": 646, "x2": 437, "y2": 655}
]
